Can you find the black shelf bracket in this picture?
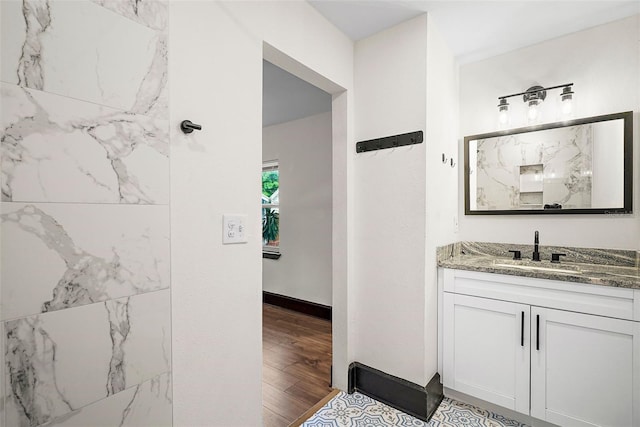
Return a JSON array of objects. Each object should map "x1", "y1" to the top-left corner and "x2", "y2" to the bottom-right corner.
[{"x1": 356, "y1": 130, "x2": 423, "y2": 153}]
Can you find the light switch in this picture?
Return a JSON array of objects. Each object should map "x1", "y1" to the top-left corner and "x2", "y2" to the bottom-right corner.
[{"x1": 223, "y1": 214, "x2": 248, "y2": 244}]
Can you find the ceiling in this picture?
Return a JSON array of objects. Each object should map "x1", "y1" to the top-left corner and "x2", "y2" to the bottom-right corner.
[
  {"x1": 264, "y1": 1, "x2": 639, "y2": 127},
  {"x1": 308, "y1": 0, "x2": 640, "y2": 64},
  {"x1": 263, "y1": 60, "x2": 332, "y2": 127}
]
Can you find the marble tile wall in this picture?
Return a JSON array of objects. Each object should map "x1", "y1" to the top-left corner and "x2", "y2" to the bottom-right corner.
[
  {"x1": 0, "y1": 342, "x2": 4, "y2": 427},
  {"x1": 1, "y1": 83, "x2": 169, "y2": 204},
  {"x1": 1, "y1": 1, "x2": 171, "y2": 426},
  {"x1": 4, "y1": 290, "x2": 171, "y2": 426}
]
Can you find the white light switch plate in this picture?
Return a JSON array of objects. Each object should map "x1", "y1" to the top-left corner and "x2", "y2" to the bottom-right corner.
[{"x1": 223, "y1": 214, "x2": 247, "y2": 244}]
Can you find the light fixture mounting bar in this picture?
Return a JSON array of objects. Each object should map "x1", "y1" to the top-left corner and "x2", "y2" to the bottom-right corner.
[{"x1": 498, "y1": 83, "x2": 574, "y2": 101}]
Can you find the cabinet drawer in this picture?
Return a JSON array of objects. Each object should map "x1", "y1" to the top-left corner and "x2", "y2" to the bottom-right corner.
[{"x1": 443, "y1": 269, "x2": 638, "y2": 321}]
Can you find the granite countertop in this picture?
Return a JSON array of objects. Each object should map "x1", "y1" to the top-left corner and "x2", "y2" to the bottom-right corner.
[{"x1": 437, "y1": 242, "x2": 640, "y2": 290}]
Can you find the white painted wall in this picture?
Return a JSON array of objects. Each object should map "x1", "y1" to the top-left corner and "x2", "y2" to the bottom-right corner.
[
  {"x1": 459, "y1": 15, "x2": 640, "y2": 250},
  {"x1": 350, "y1": 13, "x2": 459, "y2": 388},
  {"x1": 351, "y1": 13, "x2": 458, "y2": 388},
  {"x1": 353, "y1": 15, "x2": 428, "y2": 386},
  {"x1": 262, "y1": 112, "x2": 333, "y2": 306},
  {"x1": 169, "y1": 1, "x2": 353, "y2": 425},
  {"x1": 424, "y1": 14, "x2": 459, "y2": 382}
]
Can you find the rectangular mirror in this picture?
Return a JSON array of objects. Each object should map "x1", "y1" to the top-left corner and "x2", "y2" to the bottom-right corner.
[{"x1": 464, "y1": 111, "x2": 633, "y2": 215}]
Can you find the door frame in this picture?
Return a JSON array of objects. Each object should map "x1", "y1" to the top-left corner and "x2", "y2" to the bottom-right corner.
[{"x1": 262, "y1": 42, "x2": 351, "y2": 390}]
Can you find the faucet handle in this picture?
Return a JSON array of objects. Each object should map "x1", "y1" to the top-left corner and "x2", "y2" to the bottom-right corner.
[
  {"x1": 508, "y1": 250, "x2": 522, "y2": 260},
  {"x1": 551, "y1": 253, "x2": 566, "y2": 263}
]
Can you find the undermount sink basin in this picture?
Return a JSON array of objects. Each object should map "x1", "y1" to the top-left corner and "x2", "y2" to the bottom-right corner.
[{"x1": 493, "y1": 263, "x2": 582, "y2": 275}]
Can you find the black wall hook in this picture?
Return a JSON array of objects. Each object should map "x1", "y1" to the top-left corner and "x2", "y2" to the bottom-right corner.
[
  {"x1": 180, "y1": 120, "x2": 202, "y2": 134},
  {"x1": 442, "y1": 153, "x2": 455, "y2": 167}
]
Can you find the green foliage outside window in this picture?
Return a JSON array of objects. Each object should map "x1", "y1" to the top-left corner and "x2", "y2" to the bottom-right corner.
[
  {"x1": 262, "y1": 171, "x2": 279, "y2": 198},
  {"x1": 262, "y1": 168, "x2": 279, "y2": 247},
  {"x1": 262, "y1": 208, "x2": 279, "y2": 244}
]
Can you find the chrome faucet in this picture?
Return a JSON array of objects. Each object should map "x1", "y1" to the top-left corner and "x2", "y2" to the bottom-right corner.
[{"x1": 532, "y1": 230, "x2": 541, "y2": 261}]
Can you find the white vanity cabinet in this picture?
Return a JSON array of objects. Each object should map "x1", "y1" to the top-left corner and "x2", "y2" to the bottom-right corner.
[
  {"x1": 443, "y1": 293, "x2": 531, "y2": 413},
  {"x1": 441, "y1": 268, "x2": 640, "y2": 427},
  {"x1": 531, "y1": 307, "x2": 639, "y2": 426}
]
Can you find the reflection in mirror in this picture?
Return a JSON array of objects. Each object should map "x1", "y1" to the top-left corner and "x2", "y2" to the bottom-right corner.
[{"x1": 465, "y1": 111, "x2": 632, "y2": 215}]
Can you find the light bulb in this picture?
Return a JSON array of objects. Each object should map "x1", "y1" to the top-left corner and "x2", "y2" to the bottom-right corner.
[
  {"x1": 523, "y1": 86, "x2": 546, "y2": 124},
  {"x1": 499, "y1": 110, "x2": 509, "y2": 125},
  {"x1": 560, "y1": 86, "x2": 574, "y2": 118},
  {"x1": 528, "y1": 99, "x2": 541, "y2": 123},
  {"x1": 561, "y1": 99, "x2": 573, "y2": 116},
  {"x1": 497, "y1": 98, "x2": 510, "y2": 127}
]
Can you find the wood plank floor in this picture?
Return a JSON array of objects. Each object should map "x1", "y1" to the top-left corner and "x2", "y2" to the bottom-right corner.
[{"x1": 263, "y1": 303, "x2": 333, "y2": 427}]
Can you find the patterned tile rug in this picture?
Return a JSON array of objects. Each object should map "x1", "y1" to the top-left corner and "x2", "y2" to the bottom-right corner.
[{"x1": 301, "y1": 391, "x2": 529, "y2": 427}]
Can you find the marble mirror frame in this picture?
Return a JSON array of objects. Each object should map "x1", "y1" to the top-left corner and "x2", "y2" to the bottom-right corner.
[{"x1": 464, "y1": 111, "x2": 633, "y2": 215}]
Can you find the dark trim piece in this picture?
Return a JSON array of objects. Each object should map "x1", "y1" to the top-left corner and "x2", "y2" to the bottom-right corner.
[
  {"x1": 426, "y1": 372, "x2": 444, "y2": 420},
  {"x1": 356, "y1": 130, "x2": 423, "y2": 153},
  {"x1": 263, "y1": 291, "x2": 332, "y2": 321},
  {"x1": 464, "y1": 111, "x2": 633, "y2": 215},
  {"x1": 348, "y1": 362, "x2": 443, "y2": 422},
  {"x1": 262, "y1": 252, "x2": 281, "y2": 260}
]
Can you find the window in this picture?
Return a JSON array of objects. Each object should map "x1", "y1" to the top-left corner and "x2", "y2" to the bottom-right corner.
[{"x1": 262, "y1": 161, "x2": 280, "y2": 256}]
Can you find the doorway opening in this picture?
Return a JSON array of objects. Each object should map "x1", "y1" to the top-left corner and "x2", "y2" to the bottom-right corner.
[{"x1": 261, "y1": 58, "x2": 335, "y2": 426}]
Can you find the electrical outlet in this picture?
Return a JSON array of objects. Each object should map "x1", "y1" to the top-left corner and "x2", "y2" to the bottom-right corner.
[{"x1": 223, "y1": 214, "x2": 247, "y2": 244}]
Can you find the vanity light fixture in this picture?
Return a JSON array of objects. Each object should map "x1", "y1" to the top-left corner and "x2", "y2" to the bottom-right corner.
[{"x1": 497, "y1": 83, "x2": 575, "y2": 125}]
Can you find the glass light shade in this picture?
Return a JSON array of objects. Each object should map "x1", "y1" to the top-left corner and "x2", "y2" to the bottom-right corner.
[
  {"x1": 561, "y1": 97, "x2": 574, "y2": 116},
  {"x1": 560, "y1": 86, "x2": 575, "y2": 118},
  {"x1": 527, "y1": 99, "x2": 542, "y2": 123},
  {"x1": 498, "y1": 109, "x2": 510, "y2": 126},
  {"x1": 497, "y1": 99, "x2": 510, "y2": 127}
]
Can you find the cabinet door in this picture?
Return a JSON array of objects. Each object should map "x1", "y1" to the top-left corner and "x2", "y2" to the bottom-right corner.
[
  {"x1": 531, "y1": 307, "x2": 640, "y2": 427},
  {"x1": 443, "y1": 293, "x2": 530, "y2": 414}
]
